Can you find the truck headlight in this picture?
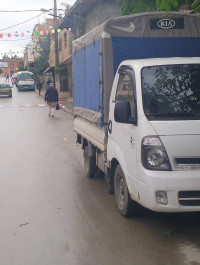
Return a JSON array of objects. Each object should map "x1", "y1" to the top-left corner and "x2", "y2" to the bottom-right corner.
[{"x1": 142, "y1": 136, "x2": 172, "y2": 171}]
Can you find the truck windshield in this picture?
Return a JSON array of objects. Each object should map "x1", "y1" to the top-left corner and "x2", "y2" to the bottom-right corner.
[{"x1": 141, "y1": 64, "x2": 200, "y2": 120}]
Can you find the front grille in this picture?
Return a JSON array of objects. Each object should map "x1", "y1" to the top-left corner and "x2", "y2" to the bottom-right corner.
[
  {"x1": 179, "y1": 191, "x2": 200, "y2": 206},
  {"x1": 176, "y1": 158, "x2": 200, "y2": 165}
]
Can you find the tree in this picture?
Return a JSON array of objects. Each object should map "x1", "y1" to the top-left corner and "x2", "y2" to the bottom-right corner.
[
  {"x1": 28, "y1": 35, "x2": 51, "y2": 78},
  {"x1": 18, "y1": 61, "x2": 25, "y2": 71},
  {"x1": 29, "y1": 55, "x2": 49, "y2": 76},
  {"x1": 115, "y1": 0, "x2": 198, "y2": 15},
  {"x1": 191, "y1": 0, "x2": 200, "y2": 12}
]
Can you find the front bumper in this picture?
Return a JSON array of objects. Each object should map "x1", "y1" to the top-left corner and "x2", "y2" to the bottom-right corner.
[
  {"x1": 131, "y1": 163, "x2": 200, "y2": 212},
  {"x1": 18, "y1": 85, "x2": 35, "y2": 91},
  {"x1": 0, "y1": 91, "x2": 12, "y2": 97}
]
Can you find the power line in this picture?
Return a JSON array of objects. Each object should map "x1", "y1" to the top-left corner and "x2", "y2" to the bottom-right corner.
[
  {"x1": 0, "y1": 9, "x2": 64, "y2": 12},
  {"x1": 0, "y1": 38, "x2": 32, "y2": 41},
  {"x1": 0, "y1": 9, "x2": 50, "y2": 12},
  {"x1": 0, "y1": 12, "x2": 46, "y2": 32}
]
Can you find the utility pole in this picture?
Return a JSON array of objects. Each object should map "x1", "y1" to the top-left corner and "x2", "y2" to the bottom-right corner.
[
  {"x1": 54, "y1": 0, "x2": 60, "y2": 92},
  {"x1": 54, "y1": 0, "x2": 59, "y2": 68}
]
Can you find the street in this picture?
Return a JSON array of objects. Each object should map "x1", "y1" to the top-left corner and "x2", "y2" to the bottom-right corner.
[{"x1": 0, "y1": 80, "x2": 200, "y2": 265}]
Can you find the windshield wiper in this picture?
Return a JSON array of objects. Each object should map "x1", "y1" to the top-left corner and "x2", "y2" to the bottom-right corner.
[{"x1": 147, "y1": 112, "x2": 200, "y2": 120}]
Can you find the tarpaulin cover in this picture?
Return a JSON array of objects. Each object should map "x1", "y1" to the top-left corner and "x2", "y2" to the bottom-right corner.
[
  {"x1": 72, "y1": 12, "x2": 200, "y2": 124},
  {"x1": 73, "y1": 40, "x2": 100, "y2": 112},
  {"x1": 112, "y1": 37, "x2": 200, "y2": 74}
]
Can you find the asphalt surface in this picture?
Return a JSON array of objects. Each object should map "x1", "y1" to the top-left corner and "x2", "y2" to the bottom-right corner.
[{"x1": 0, "y1": 79, "x2": 200, "y2": 265}]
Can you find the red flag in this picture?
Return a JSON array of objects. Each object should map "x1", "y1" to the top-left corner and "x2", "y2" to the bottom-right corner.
[
  {"x1": 7, "y1": 33, "x2": 11, "y2": 37},
  {"x1": 0, "y1": 34, "x2": 3, "y2": 38}
]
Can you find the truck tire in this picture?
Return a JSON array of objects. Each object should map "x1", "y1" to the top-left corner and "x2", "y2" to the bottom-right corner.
[
  {"x1": 84, "y1": 145, "x2": 97, "y2": 178},
  {"x1": 114, "y1": 164, "x2": 138, "y2": 217}
]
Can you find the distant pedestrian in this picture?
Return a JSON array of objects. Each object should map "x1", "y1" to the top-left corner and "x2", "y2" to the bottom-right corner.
[
  {"x1": 45, "y1": 82, "x2": 58, "y2": 117},
  {"x1": 36, "y1": 81, "x2": 42, "y2": 96},
  {"x1": 46, "y1": 78, "x2": 52, "y2": 90},
  {"x1": 11, "y1": 77, "x2": 15, "y2": 86},
  {"x1": 5, "y1": 73, "x2": 9, "y2": 82}
]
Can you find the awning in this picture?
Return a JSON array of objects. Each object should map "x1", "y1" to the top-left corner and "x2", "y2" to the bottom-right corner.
[
  {"x1": 63, "y1": 55, "x2": 72, "y2": 64},
  {"x1": 43, "y1": 66, "x2": 55, "y2": 74}
]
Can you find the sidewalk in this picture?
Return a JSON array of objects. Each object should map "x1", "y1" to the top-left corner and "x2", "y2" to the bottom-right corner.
[{"x1": 39, "y1": 88, "x2": 74, "y2": 115}]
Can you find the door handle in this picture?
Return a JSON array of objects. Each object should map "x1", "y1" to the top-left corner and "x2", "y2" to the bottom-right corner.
[{"x1": 108, "y1": 120, "x2": 112, "y2": 134}]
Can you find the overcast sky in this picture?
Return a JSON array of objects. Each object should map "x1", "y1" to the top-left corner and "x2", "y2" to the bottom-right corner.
[{"x1": 0, "y1": 0, "x2": 76, "y2": 59}]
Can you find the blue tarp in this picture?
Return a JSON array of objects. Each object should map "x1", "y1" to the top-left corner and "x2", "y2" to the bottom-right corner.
[
  {"x1": 73, "y1": 40, "x2": 100, "y2": 111},
  {"x1": 112, "y1": 37, "x2": 200, "y2": 74},
  {"x1": 73, "y1": 36, "x2": 200, "y2": 121}
]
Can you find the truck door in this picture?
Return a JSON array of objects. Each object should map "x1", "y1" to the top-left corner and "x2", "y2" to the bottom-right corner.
[{"x1": 108, "y1": 65, "x2": 138, "y2": 197}]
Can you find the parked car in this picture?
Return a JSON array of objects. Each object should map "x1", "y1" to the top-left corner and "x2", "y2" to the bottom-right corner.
[{"x1": 0, "y1": 83, "x2": 12, "y2": 97}]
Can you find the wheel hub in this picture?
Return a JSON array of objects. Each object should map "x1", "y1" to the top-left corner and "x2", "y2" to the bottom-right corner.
[{"x1": 119, "y1": 178, "x2": 125, "y2": 202}]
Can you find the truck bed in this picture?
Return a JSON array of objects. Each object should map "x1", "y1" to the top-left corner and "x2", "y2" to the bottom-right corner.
[{"x1": 74, "y1": 116, "x2": 107, "y2": 151}]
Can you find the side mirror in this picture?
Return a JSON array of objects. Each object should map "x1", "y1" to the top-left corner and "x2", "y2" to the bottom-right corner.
[{"x1": 114, "y1": 101, "x2": 137, "y2": 125}]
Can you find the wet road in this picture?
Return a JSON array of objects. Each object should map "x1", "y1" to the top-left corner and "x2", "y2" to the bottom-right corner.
[{"x1": 0, "y1": 81, "x2": 200, "y2": 265}]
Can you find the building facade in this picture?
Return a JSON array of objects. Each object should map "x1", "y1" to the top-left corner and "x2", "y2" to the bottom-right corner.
[
  {"x1": 56, "y1": 0, "x2": 121, "y2": 98},
  {"x1": 24, "y1": 43, "x2": 34, "y2": 69},
  {"x1": 0, "y1": 57, "x2": 23, "y2": 77}
]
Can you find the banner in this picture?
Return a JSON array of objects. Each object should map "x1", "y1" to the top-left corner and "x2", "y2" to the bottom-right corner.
[{"x1": 0, "y1": 29, "x2": 62, "y2": 39}]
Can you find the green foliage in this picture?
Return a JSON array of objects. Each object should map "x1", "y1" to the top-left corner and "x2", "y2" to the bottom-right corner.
[
  {"x1": 29, "y1": 55, "x2": 49, "y2": 76},
  {"x1": 18, "y1": 61, "x2": 25, "y2": 71},
  {"x1": 116, "y1": 0, "x2": 196, "y2": 15},
  {"x1": 191, "y1": 0, "x2": 200, "y2": 12},
  {"x1": 28, "y1": 35, "x2": 51, "y2": 76},
  {"x1": 37, "y1": 35, "x2": 51, "y2": 58},
  {"x1": 55, "y1": 66, "x2": 67, "y2": 77}
]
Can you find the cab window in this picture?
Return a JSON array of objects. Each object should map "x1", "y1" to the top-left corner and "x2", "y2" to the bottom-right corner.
[{"x1": 115, "y1": 72, "x2": 135, "y2": 116}]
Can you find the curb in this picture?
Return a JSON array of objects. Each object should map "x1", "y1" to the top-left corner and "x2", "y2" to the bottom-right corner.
[{"x1": 59, "y1": 102, "x2": 74, "y2": 115}]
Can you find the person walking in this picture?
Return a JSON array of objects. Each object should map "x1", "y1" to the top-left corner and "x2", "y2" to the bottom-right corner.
[
  {"x1": 46, "y1": 78, "x2": 52, "y2": 90},
  {"x1": 5, "y1": 73, "x2": 9, "y2": 82},
  {"x1": 44, "y1": 82, "x2": 58, "y2": 117},
  {"x1": 11, "y1": 76, "x2": 15, "y2": 86},
  {"x1": 36, "y1": 80, "x2": 42, "y2": 96}
]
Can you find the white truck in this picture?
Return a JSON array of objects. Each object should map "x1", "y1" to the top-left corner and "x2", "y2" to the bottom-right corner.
[{"x1": 73, "y1": 12, "x2": 200, "y2": 216}]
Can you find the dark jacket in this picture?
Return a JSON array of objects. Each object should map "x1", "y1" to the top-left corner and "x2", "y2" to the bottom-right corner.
[
  {"x1": 45, "y1": 86, "x2": 58, "y2": 102},
  {"x1": 46, "y1": 79, "x2": 52, "y2": 85},
  {"x1": 37, "y1": 82, "x2": 42, "y2": 90}
]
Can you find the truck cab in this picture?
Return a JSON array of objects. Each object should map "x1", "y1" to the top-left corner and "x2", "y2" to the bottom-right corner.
[{"x1": 108, "y1": 57, "x2": 200, "y2": 215}]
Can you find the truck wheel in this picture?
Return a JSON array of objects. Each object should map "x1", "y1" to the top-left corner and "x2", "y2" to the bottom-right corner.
[
  {"x1": 84, "y1": 145, "x2": 97, "y2": 178},
  {"x1": 114, "y1": 164, "x2": 138, "y2": 217}
]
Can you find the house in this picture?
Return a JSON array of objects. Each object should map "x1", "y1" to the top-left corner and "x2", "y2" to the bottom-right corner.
[
  {"x1": 23, "y1": 19, "x2": 55, "y2": 86},
  {"x1": 0, "y1": 57, "x2": 23, "y2": 77},
  {"x1": 47, "y1": 28, "x2": 73, "y2": 98},
  {"x1": 53, "y1": 0, "x2": 121, "y2": 99},
  {"x1": 59, "y1": 0, "x2": 121, "y2": 38},
  {"x1": 24, "y1": 43, "x2": 34, "y2": 69},
  {"x1": 31, "y1": 19, "x2": 54, "y2": 60},
  {"x1": 23, "y1": 19, "x2": 54, "y2": 73}
]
